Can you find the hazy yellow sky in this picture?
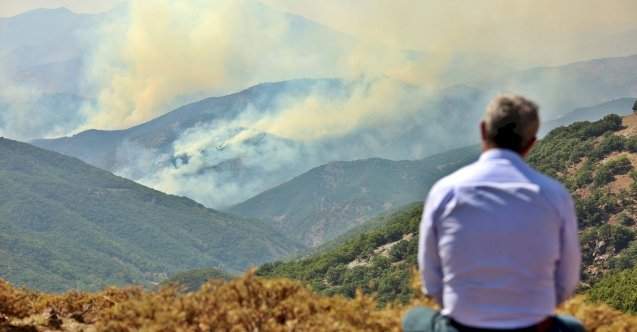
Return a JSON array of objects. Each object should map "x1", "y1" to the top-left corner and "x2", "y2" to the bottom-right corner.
[
  {"x1": 4, "y1": 0, "x2": 634, "y2": 131},
  {"x1": 0, "y1": 0, "x2": 125, "y2": 16},
  {"x1": 261, "y1": 0, "x2": 637, "y2": 64},
  {"x1": 3, "y1": 0, "x2": 636, "y2": 65}
]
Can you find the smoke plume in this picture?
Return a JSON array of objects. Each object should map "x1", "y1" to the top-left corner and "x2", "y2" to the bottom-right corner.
[{"x1": 2, "y1": 0, "x2": 637, "y2": 208}]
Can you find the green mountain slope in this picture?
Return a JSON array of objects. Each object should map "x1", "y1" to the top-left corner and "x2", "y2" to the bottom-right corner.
[
  {"x1": 287, "y1": 202, "x2": 423, "y2": 261},
  {"x1": 526, "y1": 114, "x2": 637, "y2": 282},
  {"x1": 166, "y1": 202, "x2": 426, "y2": 304},
  {"x1": 160, "y1": 268, "x2": 233, "y2": 292},
  {"x1": 0, "y1": 138, "x2": 302, "y2": 292},
  {"x1": 228, "y1": 146, "x2": 480, "y2": 246},
  {"x1": 258, "y1": 202, "x2": 423, "y2": 306},
  {"x1": 254, "y1": 114, "x2": 637, "y2": 310}
]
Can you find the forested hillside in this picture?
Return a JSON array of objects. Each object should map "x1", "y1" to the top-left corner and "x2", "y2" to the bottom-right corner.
[
  {"x1": 527, "y1": 114, "x2": 637, "y2": 282},
  {"x1": 0, "y1": 138, "x2": 301, "y2": 292},
  {"x1": 254, "y1": 114, "x2": 637, "y2": 315},
  {"x1": 258, "y1": 203, "x2": 422, "y2": 306}
]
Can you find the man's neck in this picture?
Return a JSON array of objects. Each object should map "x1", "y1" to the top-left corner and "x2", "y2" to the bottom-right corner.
[{"x1": 481, "y1": 143, "x2": 526, "y2": 158}]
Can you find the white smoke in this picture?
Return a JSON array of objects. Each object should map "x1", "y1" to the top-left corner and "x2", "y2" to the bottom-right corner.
[
  {"x1": 0, "y1": 79, "x2": 87, "y2": 140},
  {"x1": 119, "y1": 78, "x2": 437, "y2": 208},
  {"x1": 2, "y1": 0, "x2": 636, "y2": 209}
]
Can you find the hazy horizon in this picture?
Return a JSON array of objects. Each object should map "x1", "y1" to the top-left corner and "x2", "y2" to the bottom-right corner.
[
  {"x1": 2, "y1": 0, "x2": 636, "y2": 208},
  {"x1": 3, "y1": 0, "x2": 636, "y2": 64}
]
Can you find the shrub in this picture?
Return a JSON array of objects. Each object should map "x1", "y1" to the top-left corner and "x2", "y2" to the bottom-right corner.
[
  {"x1": 589, "y1": 134, "x2": 627, "y2": 161},
  {"x1": 626, "y1": 136, "x2": 637, "y2": 152},
  {"x1": 2, "y1": 273, "x2": 637, "y2": 331},
  {"x1": 589, "y1": 268, "x2": 637, "y2": 314}
]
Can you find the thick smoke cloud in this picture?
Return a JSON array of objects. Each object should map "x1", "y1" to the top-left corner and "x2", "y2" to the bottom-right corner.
[
  {"x1": 2, "y1": 0, "x2": 636, "y2": 208},
  {"x1": 2, "y1": 0, "x2": 436, "y2": 208},
  {"x1": 69, "y1": 0, "x2": 449, "y2": 208},
  {"x1": 77, "y1": 0, "x2": 637, "y2": 134},
  {"x1": 80, "y1": 0, "x2": 410, "y2": 130},
  {"x1": 262, "y1": 0, "x2": 637, "y2": 66},
  {"x1": 117, "y1": 78, "x2": 436, "y2": 208},
  {"x1": 132, "y1": 111, "x2": 320, "y2": 208}
]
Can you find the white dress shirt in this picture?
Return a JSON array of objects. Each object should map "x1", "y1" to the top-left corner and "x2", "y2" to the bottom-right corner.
[{"x1": 419, "y1": 148, "x2": 581, "y2": 329}]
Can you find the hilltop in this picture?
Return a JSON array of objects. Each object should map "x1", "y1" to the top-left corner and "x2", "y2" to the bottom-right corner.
[
  {"x1": 539, "y1": 98, "x2": 636, "y2": 136},
  {"x1": 229, "y1": 146, "x2": 479, "y2": 246},
  {"x1": 0, "y1": 138, "x2": 302, "y2": 292}
]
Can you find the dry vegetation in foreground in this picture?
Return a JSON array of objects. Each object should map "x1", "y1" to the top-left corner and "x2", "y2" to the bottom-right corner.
[{"x1": 2, "y1": 270, "x2": 637, "y2": 331}]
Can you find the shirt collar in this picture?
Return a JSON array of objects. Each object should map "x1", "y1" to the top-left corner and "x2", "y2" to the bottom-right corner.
[{"x1": 478, "y1": 148, "x2": 526, "y2": 165}]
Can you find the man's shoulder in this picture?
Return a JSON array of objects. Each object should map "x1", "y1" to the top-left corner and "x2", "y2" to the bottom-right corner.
[
  {"x1": 524, "y1": 165, "x2": 571, "y2": 197},
  {"x1": 430, "y1": 158, "x2": 570, "y2": 198}
]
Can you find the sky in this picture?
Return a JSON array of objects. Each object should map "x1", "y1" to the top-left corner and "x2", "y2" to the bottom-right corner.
[
  {"x1": 262, "y1": 0, "x2": 637, "y2": 65},
  {"x1": 3, "y1": 0, "x2": 637, "y2": 137},
  {"x1": 3, "y1": 0, "x2": 637, "y2": 136},
  {"x1": 3, "y1": 0, "x2": 636, "y2": 65},
  {"x1": 0, "y1": 0, "x2": 125, "y2": 16}
]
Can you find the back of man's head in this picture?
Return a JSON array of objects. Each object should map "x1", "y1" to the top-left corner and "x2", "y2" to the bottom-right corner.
[{"x1": 482, "y1": 94, "x2": 539, "y2": 153}]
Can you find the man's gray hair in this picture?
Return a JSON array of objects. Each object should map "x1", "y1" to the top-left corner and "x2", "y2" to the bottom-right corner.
[{"x1": 483, "y1": 93, "x2": 539, "y2": 152}]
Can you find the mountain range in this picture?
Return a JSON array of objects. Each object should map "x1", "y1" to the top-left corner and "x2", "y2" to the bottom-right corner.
[
  {"x1": 0, "y1": 7, "x2": 94, "y2": 76},
  {"x1": 31, "y1": 66, "x2": 637, "y2": 211},
  {"x1": 109, "y1": 114, "x2": 637, "y2": 322},
  {"x1": 540, "y1": 98, "x2": 637, "y2": 135},
  {"x1": 5, "y1": 4, "x2": 637, "y2": 216},
  {"x1": 32, "y1": 80, "x2": 489, "y2": 209},
  {"x1": 481, "y1": 54, "x2": 637, "y2": 116}
]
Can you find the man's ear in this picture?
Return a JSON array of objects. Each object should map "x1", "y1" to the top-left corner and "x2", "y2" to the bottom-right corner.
[
  {"x1": 480, "y1": 121, "x2": 491, "y2": 152},
  {"x1": 520, "y1": 137, "x2": 537, "y2": 157},
  {"x1": 480, "y1": 121, "x2": 487, "y2": 141}
]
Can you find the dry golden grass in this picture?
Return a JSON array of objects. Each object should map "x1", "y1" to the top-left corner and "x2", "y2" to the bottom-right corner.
[
  {"x1": 559, "y1": 296, "x2": 637, "y2": 332},
  {"x1": 1, "y1": 271, "x2": 637, "y2": 331}
]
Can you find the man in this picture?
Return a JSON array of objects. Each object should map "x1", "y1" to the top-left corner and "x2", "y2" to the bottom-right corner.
[{"x1": 403, "y1": 94, "x2": 585, "y2": 331}]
